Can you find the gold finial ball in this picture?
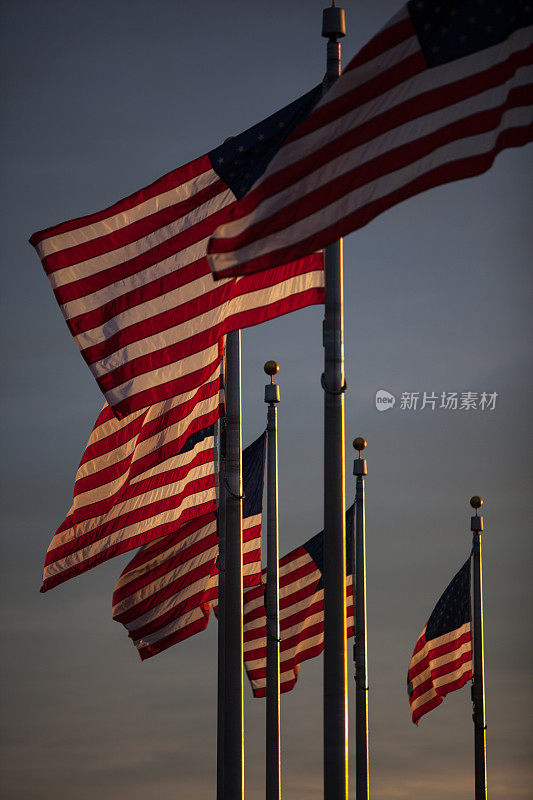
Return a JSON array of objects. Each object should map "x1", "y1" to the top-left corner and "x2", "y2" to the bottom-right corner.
[
  {"x1": 353, "y1": 437, "x2": 367, "y2": 452},
  {"x1": 264, "y1": 360, "x2": 279, "y2": 377},
  {"x1": 470, "y1": 496, "x2": 483, "y2": 510}
]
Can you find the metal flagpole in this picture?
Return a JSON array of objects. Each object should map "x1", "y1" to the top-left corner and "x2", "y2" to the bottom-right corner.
[
  {"x1": 470, "y1": 496, "x2": 487, "y2": 800},
  {"x1": 224, "y1": 330, "x2": 244, "y2": 799},
  {"x1": 321, "y1": 4, "x2": 348, "y2": 800},
  {"x1": 353, "y1": 438, "x2": 369, "y2": 800},
  {"x1": 216, "y1": 411, "x2": 227, "y2": 800},
  {"x1": 264, "y1": 360, "x2": 281, "y2": 800}
]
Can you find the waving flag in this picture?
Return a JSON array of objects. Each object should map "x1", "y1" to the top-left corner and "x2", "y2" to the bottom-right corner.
[
  {"x1": 242, "y1": 506, "x2": 355, "y2": 697},
  {"x1": 41, "y1": 364, "x2": 223, "y2": 592},
  {"x1": 112, "y1": 432, "x2": 266, "y2": 660},
  {"x1": 208, "y1": 1, "x2": 533, "y2": 279},
  {"x1": 408, "y1": 557, "x2": 473, "y2": 725},
  {"x1": 30, "y1": 88, "x2": 324, "y2": 418}
]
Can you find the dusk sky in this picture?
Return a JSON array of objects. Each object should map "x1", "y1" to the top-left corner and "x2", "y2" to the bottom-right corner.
[{"x1": 1, "y1": 1, "x2": 532, "y2": 798}]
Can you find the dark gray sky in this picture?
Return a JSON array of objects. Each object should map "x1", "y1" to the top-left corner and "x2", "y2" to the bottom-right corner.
[{"x1": 1, "y1": 1, "x2": 532, "y2": 798}]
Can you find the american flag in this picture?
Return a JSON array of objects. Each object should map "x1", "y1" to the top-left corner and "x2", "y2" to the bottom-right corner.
[
  {"x1": 112, "y1": 432, "x2": 266, "y2": 659},
  {"x1": 30, "y1": 88, "x2": 324, "y2": 418},
  {"x1": 408, "y1": 557, "x2": 473, "y2": 725},
  {"x1": 41, "y1": 365, "x2": 224, "y2": 592},
  {"x1": 242, "y1": 506, "x2": 355, "y2": 697},
  {"x1": 208, "y1": 1, "x2": 533, "y2": 278}
]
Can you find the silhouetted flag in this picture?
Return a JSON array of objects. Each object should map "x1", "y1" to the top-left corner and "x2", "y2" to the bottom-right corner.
[
  {"x1": 408, "y1": 557, "x2": 473, "y2": 724},
  {"x1": 112, "y1": 432, "x2": 266, "y2": 659},
  {"x1": 242, "y1": 505, "x2": 355, "y2": 697},
  {"x1": 208, "y1": 1, "x2": 533, "y2": 278},
  {"x1": 41, "y1": 365, "x2": 224, "y2": 592},
  {"x1": 29, "y1": 88, "x2": 324, "y2": 418}
]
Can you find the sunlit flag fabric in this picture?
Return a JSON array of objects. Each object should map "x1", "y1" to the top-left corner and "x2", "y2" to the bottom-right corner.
[
  {"x1": 112, "y1": 432, "x2": 266, "y2": 659},
  {"x1": 29, "y1": 87, "x2": 324, "y2": 419},
  {"x1": 407, "y1": 557, "x2": 473, "y2": 725},
  {"x1": 208, "y1": 1, "x2": 533, "y2": 279},
  {"x1": 41, "y1": 363, "x2": 224, "y2": 592},
  {"x1": 242, "y1": 505, "x2": 355, "y2": 697}
]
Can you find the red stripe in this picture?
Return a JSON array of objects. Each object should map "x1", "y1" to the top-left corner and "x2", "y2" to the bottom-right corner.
[
  {"x1": 212, "y1": 53, "x2": 532, "y2": 256},
  {"x1": 285, "y1": 18, "x2": 416, "y2": 145},
  {"x1": 113, "y1": 514, "x2": 216, "y2": 592},
  {"x1": 93, "y1": 285, "x2": 323, "y2": 400},
  {"x1": 119, "y1": 551, "x2": 218, "y2": 630},
  {"x1": 113, "y1": 534, "x2": 217, "y2": 616},
  {"x1": 217, "y1": 107, "x2": 533, "y2": 282},
  {"x1": 410, "y1": 668, "x2": 473, "y2": 724},
  {"x1": 42, "y1": 176, "x2": 226, "y2": 273},
  {"x1": 138, "y1": 605, "x2": 211, "y2": 660},
  {"x1": 44, "y1": 479, "x2": 215, "y2": 571},
  {"x1": 111, "y1": 351, "x2": 224, "y2": 419},
  {"x1": 30, "y1": 155, "x2": 212, "y2": 245},
  {"x1": 79, "y1": 254, "x2": 321, "y2": 367},
  {"x1": 41, "y1": 498, "x2": 216, "y2": 592},
  {"x1": 69, "y1": 446, "x2": 214, "y2": 523}
]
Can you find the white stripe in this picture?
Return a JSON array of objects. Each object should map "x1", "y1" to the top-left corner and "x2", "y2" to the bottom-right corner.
[
  {"x1": 134, "y1": 605, "x2": 208, "y2": 649},
  {"x1": 43, "y1": 464, "x2": 216, "y2": 580},
  {"x1": 87, "y1": 269, "x2": 323, "y2": 375},
  {"x1": 409, "y1": 622, "x2": 471, "y2": 670},
  {"x1": 255, "y1": 25, "x2": 531, "y2": 183},
  {"x1": 217, "y1": 99, "x2": 532, "y2": 273},
  {"x1": 409, "y1": 640, "x2": 472, "y2": 692},
  {"x1": 120, "y1": 548, "x2": 217, "y2": 628},
  {"x1": 70, "y1": 431, "x2": 214, "y2": 511},
  {"x1": 103, "y1": 342, "x2": 222, "y2": 408},
  {"x1": 214, "y1": 69, "x2": 533, "y2": 266},
  {"x1": 48, "y1": 184, "x2": 233, "y2": 291},
  {"x1": 75, "y1": 394, "x2": 217, "y2": 489},
  {"x1": 37, "y1": 167, "x2": 218, "y2": 258},
  {"x1": 410, "y1": 660, "x2": 473, "y2": 712}
]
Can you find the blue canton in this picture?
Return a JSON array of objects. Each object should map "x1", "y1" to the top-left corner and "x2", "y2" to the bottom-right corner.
[
  {"x1": 426, "y1": 557, "x2": 471, "y2": 640},
  {"x1": 408, "y1": 0, "x2": 533, "y2": 68},
  {"x1": 242, "y1": 432, "x2": 267, "y2": 518},
  {"x1": 209, "y1": 85, "x2": 322, "y2": 200},
  {"x1": 179, "y1": 423, "x2": 215, "y2": 455}
]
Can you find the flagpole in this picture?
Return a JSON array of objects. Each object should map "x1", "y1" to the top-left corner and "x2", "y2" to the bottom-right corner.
[
  {"x1": 470, "y1": 496, "x2": 487, "y2": 800},
  {"x1": 224, "y1": 330, "x2": 244, "y2": 799},
  {"x1": 321, "y1": 5, "x2": 348, "y2": 800},
  {"x1": 264, "y1": 360, "x2": 281, "y2": 800},
  {"x1": 353, "y1": 438, "x2": 369, "y2": 800},
  {"x1": 216, "y1": 411, "x2": 227, "y2": 800}
]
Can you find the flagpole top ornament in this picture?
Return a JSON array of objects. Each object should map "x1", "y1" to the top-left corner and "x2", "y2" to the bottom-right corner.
[
  {"x1": 470, "y1": 496, "x2": 483, "y2": 532},
  {"x1": 322, "y1": 3, "x2": 345, "y2": 39},
  {"x1": 353, "y1": 437, "x2": 367, "y2": 454},
  {"x1": 264, "y1": 361, "x2": 280, "y2": 404},
  {"x1": 264, "y1": 360, "x2": 279, "y2": 381},
  {"x1": 353, "y1": 437, "x2": 367, "y2": 477}
]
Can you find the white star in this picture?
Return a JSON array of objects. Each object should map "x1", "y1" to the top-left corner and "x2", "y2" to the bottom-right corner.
[
  {"x1": 258, "y1": 134, "x2": 265, "y2": 141},
  {"x1": 238, "y1": 145, "x2": 244, "y2": 153},
  {"x1": 217, "y1": 157, "x2": 224, "y2": 164}
]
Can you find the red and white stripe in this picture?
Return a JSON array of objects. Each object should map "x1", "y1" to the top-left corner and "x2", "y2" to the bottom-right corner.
[
  {"x1": 30, "y1": 154, "x2": 324, "y2": 418},
  {"x1": 242, "y1": 543, "x2": 354, "y2": 697},
  {"x1": 407, "y1": 622, "x2": 473, "y2": 725},
  {"x1": 113, "y1": 505, "x2": 263, "y2": 660},
  {"x1": 41, "y1": 367, "x2": 223, "y2": 592},
  {"x1": 112, "y1": 513, "x2": 218, "y2": 659},
  {"x1": 208, "y1": 8, "x2": 533, "y2": 278}
]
